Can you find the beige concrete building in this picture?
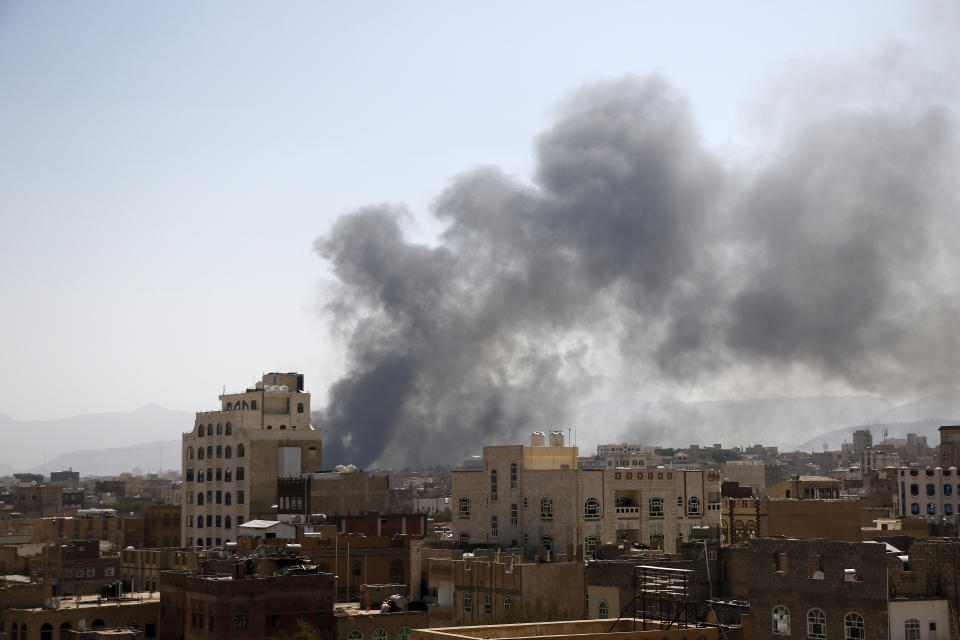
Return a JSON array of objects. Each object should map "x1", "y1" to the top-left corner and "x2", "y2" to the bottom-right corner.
[
  {"x1": 180, "y1": 372, "x2": 323, "y2": 548},
  {"x1": 452, "y1": 433, "x2": 721, "y2": 556}
]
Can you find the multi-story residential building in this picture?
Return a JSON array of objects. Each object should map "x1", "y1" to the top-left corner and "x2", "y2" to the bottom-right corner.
[
  {"x1": 894, "y1": 466, "x2": 960, "y2": 520},
  {"x1": 860, "y1": 447, "x2": 900, "y2": 471},
  {"x1": 764, "y1": 475, "x2": 841, "y2": 500},
  {"x1": 28, "y1": 538, "x2": 120, "y2": 596},
  {"x1": 595, "y1": 443, "x2": 660, "y2": 469},
  {"x1": 121, "y1": 505, "x2": 181, "y2": 549},
  {"x1": 180, "y1": 372, "x2": 324, "y2": 548},
  {"x1": 938, "y1": 425, "x2": 960, "y2": 467},
  {"x1": 452, "y1": 433, "x2": 721, "y2": 556}
]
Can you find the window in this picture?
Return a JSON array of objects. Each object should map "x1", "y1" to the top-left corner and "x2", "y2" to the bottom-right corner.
[
  {"x1": 225, "y1": 468, "x2": 232, "y2": 482},
  {"x1": 225, "y1": 423, "x2": 232, "y2": 435},
  {"x1": 197, "y1": 469, "x2": 204, "y2": 483},
  {"x1": 207, "y1": 490, "x2": 212, "y2": 504},
  {"x1": 206, "y1": 445, "x2": 213, "y2": 458},
  {"x1": 490, "y1": 469, "x2": 498, "y2": 501},
  {"x1": 491, "y1": 515, "x2": 498, "y2": 537},
  {"x1": 677, "y1": 496, "x2": 683, "y2": 507},
  {"x1": 237, "y1": 444, "x2": 244, "y2": 457},
  {"x1": 186, "y1": 469, "x2": 194, "y2": 481},
  {"x1": 225, "y1": 445, "x2": 232, "y2": 459},
  {"x1": 76, "y1": 568, "x2": 84, "y2": 577},
  {"x1": 510, "y1": 463, "x2": 517, "y2": 488},
  {"x1": 585, "y1": 535, "x2": 599, "y2": 558},
  {"x1": 216, "y1": 468, "x2": 222, "y2": 481},
  {"x1": 187, "y1": 447, "x2": 194, "y2": 460},
  {"x1": 540, "y1": 497, "x2": 553, "y2": 518},
  {"x1": 911, "y1": 503, "x2": 920, "y2": 515},
  {"x1": 233, "y1": 616, "x2": 248, "y2": 631},
  {"x1": 844, "y1": 612, "x2": 864, "y2": 640},
  {"x1": 460, "y1": 532, "x2": 470, "y2": 544},
  {"x1": 216, "y1": 490, "x2": 222, "y2": 504},
  {"x1": 511, "y1": 503, "x2": 519, "y2": 526},
  {"x1": 198, "y1": 424, "x2": 204, "y2": 437},
  {"x1": 688, "y1": 496, "x2": 701, "y2": 516},
  {"x1": 251, "y1": 400, "x2": 257, "y2": 410},
  {"x1": 945, "y1": 484, "x2": 953, "y2": 496},
  {"x1": 297, "y1": 402, "x2": 304, "y2": 413},
  {"x1": 911, "y1": 484, "x2": 919, "y2": 496},
  {"x1": 484, "y1": 594, "x2": 492, "y2": 614},
  {"x1": 237, "y1": 490, "x2": 244, "y2": 504},
  {"x1": 206, "y1": 515, "x2": 212, "y2": 527},
  {"x1": 187, "y1": 515, "x2": 193, "y2": 527},
  {"x1": 504, "y1": 598, "x2": 512, "y2": 611},
  {"x1": 905, "y1": 618, "x2": 920, "y2": 640},
  {"x1": 947, "y1": 504, "x2": 954, "y2": 515},
  {"x1": 807, "y1": 609, "x2": 826, "y2": 639},
  {"x1": 928, "y1": 503, "x2": 937, "y2": 515},
  {"x1": 926, "y1": 483, "x2": 936, "y2": 496},
  {"x1": 464, "y1": 593, "x2": 472, "y2": 612},
  {"x1": 237, "y1": 467, "x2": 244, "y2": 481},
  {"x1": 198, "y1": 447, "x2": 205, "y2": 460},
  {"x1": 584, "y1": 498, "x2": 600, "y2": 519},
  {"x1": 649, "y1": 496, "x2": 664, "y2": 517},
  {"x1": 522, "y1": 533, "x2": 528, "y2": 545},
  {"x1": 87, "y1": 568, "x2": 95, "y2": 577},
  {"x1": 772, "y1": 605, "x2": 790, "y2": 635},
  {"x1": 459, "y1": 497, "x2": 471, "y2": 517},
  {"x1": 373, "y1": 630, "x2": 386, "y2": 640},
  {"x1": 215, "y1": 515, "x2": 222, "y2": 528},
  {"x1": 390, "y1": 560, "x2": 403, "y2": 584},
  {"x1": 225, "y1": 492, "x2": 232, "y2": 505},
  {"x1": 347, "y1": 632, "x2": 362, "y2": 640},
  {"x1": 598, "y1": 600, "x2": 609, "y2": 619},
  {"x1": 216, "y1": 445, "x2": 222, "y2": 458},
  {"x1": 541, "y1": 535, "x2": 553, "y2": 551},
  {"x1": 216, "y1": 423, "x2": 223, "y2": 435},
  {"x1": 197, "y1": 514, "x2": 204, "y2": 528},
  {"x1": 197, "y1": 492, "x2": 204, "y2": 505}
]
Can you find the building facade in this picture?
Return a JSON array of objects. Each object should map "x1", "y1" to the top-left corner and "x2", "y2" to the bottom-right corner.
[
  {"x1": 452, "y1": 434, "x2": 721, "y2": 556},
  {"x1": 894, "y1": 466, "x2": 960, "y2": 521},
  {"x1": 180, "y1": 372, "x2": 324, "y2": 548}
]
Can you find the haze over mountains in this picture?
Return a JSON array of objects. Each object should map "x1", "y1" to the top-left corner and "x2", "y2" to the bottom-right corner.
[{"x1": 2, "y1": 389, "x2": 959, "y2": 475}]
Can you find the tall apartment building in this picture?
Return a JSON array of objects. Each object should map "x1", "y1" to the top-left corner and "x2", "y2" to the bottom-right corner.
[
  {"x1": 452, "y1": 432, "x2": 721, "y2": 556},
  {"x1": 181, "y1": 372, "x2": 323, "y2": 548},
  {"x1": 938, "y1": 425, "x2": 960, "y2": 467}
]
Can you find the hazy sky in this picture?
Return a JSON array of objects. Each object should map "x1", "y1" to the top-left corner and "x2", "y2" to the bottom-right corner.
[{"x1": 0, "y1": 1, "x2": 946, "y2": 421}]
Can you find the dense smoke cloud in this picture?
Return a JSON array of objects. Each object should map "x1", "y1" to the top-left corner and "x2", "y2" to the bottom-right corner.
[{"x1": 315, "y1": 68, "x2": 960, "y2": 468}]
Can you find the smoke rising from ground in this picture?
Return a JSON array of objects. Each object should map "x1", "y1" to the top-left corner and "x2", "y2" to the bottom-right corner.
[{"x1": 315, "y1": 60, "x2": 960, "y2": 467}]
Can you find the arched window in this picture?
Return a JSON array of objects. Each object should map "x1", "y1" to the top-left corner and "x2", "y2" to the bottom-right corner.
[
  {"x1": 398, "y1": 628, "x2": 411, "y2": 640},
  {"x1": 807, "y1": 609, "x2": 826, "y2": 639},
  {"x1": 197, "y1": 513, "x2": 204, "y2": 528},
  {"x1": 649, "y1": 496, "x2": 664, "y2": 516},
  {"x1": 772, "y1": 605, "x2": 790, "y2": 635},
  {"x1": 540, "y1": 497, "x2": 553, "y2": 518},
  {"x1": 225, "y1": 423, "x2": 232, "y2": 435},
  {"x1": 198, "y1": 424, "x2": 204, "y2": 437},
  {"x1": 390, "y1": 559, "x2": 403, "y2": 584},
  {"x1": 598, "y1": 600, "x2": 609, "y2": 618},
  {"x1": 490, "y1": 469, "x2": 498, "y2": 500},
  {"x1": 541, "y1": 535, "x2": 553, "y2": 551},
  {"x1": 225, "y1": 492, "x2": 232, "y2": 505},
  {"x1": 459, "y1": 532, "x2": 470, "y2": 544},
  {"x1": 905, "y1": 618, "x2": 920, "y2": 640},
  {"x1": 225, "y1": 445, "x2": 232, "y2": 459},
  {"x1": 373, "y1": 629, "x2": 386, "y2": 640},
  {"x1": 844, "y1": 612, "x2": 864, "y2": 640},
  {"x1": 687, "y1": 496, "x2": 701, "y2": 516},
  {"x1": 60, "y1": 622, "x2": 72, "y2": 632},
  {"x1": 459, "y1": 497, "x2": 471, "y2": 517},
  {"x1": 584, "y1": 498, "x2": 600, "y2": 518},
  {"x1": 226, "y1": 403, "x2": 232, "y2": 411},
  {"x1": 188, "y1": 447, "x2": 194, "y2": 460},
  {"x1": 40, "y1": 623, "x2": 53, "y2": 640},
  {"x1": 225, "y1": 515, "x2": 231, "y2": 529},
  {"x1": 297, "y1": 402, "x2": 304, "y2": 414},
  {"x1": 198, "y1": 447, "x2": 205, "y2": 460},
  {"x1": 585, "y1": 535, "x2": 599, "y2": 558},
  {"x1": 197, "y1": 493, "x2": 204, "y2": 505},
  {"x1": 225, "y1": 468, "x2": 232, "y2": 482},
  {"x1": 216, "y1": 423, "x2": 223, "y2": 435},
  {"x1": 348, "y1": 632, "x2": 362, "y2": 640},
  {"x1": 463, "y1": 593, "x2": 472, "y2": 612},
  {"x1": 237, "y1": 444, "x2": 244, "y2": 457}
]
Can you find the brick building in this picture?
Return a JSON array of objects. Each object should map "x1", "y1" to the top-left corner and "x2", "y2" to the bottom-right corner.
[
  {"x1": 28, "y1": 539, "x2": 120, "y2": 596},
  {"x1": 1, "y1": 592, "x2": 159, "y2": 640},
  {"x1": 158, "y1": 571, "x2": 334, "y2": 640},
  {"x1": 122, "y1": 505, "x2": 182, "y2": 549},
  {"x1": 277, "y1": 469, "x2": 390, "y2": 519},
  {"x1": 10, "y1": 486, "x2": 66, "y2": 518}
]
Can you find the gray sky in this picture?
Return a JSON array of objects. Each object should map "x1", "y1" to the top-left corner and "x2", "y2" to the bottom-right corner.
[{"x1": 0, "y1": 1, "x2": 947, "y2": 421}]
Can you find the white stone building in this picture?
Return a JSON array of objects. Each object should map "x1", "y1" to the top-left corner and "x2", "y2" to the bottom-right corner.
[{"x1": 452, "y1": 432, "x2": 722, "y2": 556}]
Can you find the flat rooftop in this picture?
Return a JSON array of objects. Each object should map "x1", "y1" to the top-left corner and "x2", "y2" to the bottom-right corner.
[{"x1": 9, "y1": 592, "x2": 159, "y2": 612}]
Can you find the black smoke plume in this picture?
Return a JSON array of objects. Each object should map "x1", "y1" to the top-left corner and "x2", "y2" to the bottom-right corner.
[{"x1": 315, "y1": 70, "x2": 960, "y2": 468}]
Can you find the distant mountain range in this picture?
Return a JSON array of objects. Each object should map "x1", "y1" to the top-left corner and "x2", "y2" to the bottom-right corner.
[{"x1": 2, "y1": 390, "x2": 960, "y2": 474}]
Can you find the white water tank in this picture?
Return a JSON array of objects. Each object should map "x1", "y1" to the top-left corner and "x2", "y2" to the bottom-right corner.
[
  {"x1": 530, "y1": 431, "x2": 546, "y2": 447},
  {"x1": 549, "y1": 430, "x2": 564, "y2": 447}
]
